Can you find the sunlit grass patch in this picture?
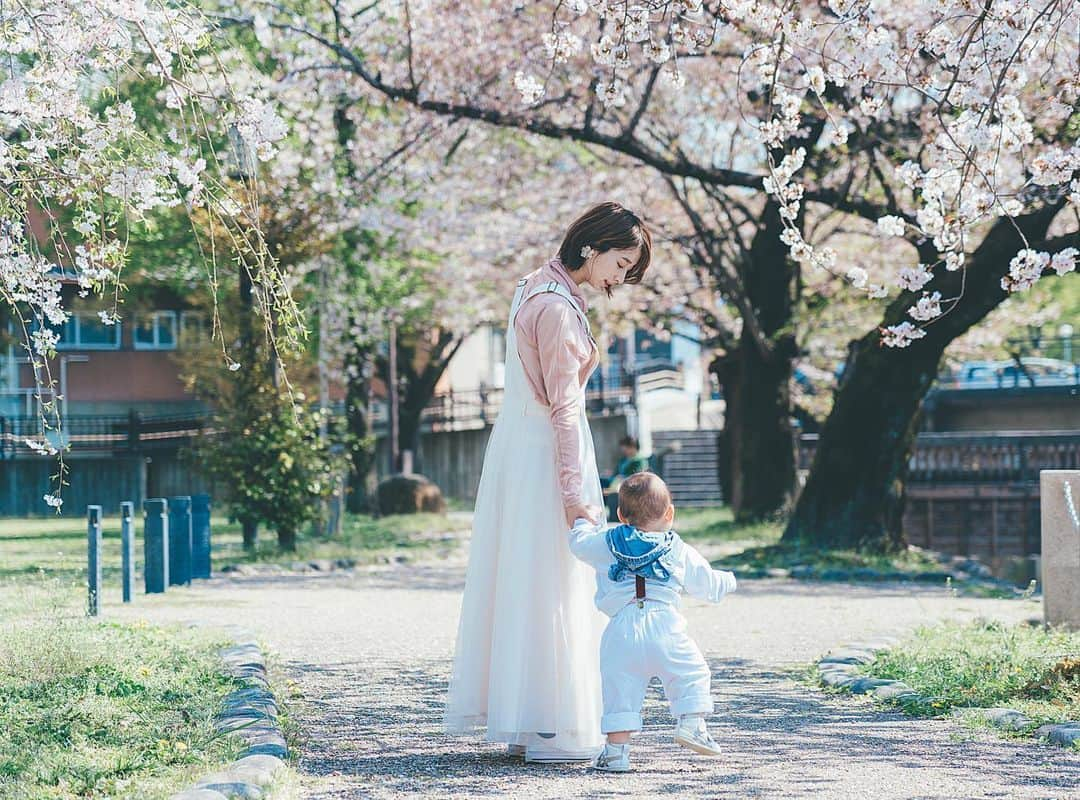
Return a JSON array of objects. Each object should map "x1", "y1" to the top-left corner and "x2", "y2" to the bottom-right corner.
[
  {"x1": 861, "y1": 619, "x2": 1080, "y2": 727},
  {"x1": 674, "y1": 506, "x2": 783, "y2": 546},
  {"x1": 0, "y1": 511, "x2": 474, "y2": 580},
  {"x1": 717, "y1": 540, "x2": 944, "y2": 576},
  {"x1": 0, "y1": 589, "x2": 245, "y2": 799}
]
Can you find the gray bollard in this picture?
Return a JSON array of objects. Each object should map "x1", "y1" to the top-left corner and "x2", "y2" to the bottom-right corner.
[
  {"x1": 120, "y1": 501, "x2": 134, "y2": 603},
  {"x1": 143, "y1": 498, "x2": 169, "y2": 594},
  {"x1": 191, "y1": 494, "x2": 212, "y2": 579},
  {"x1": 168, "y1": 496, "x2": 193, "y2": 586},
  {"x1": 87, "y1": 505, "x2": 102, "y2": 616}
]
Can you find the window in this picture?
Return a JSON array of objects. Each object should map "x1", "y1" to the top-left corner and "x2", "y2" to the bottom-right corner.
[
  {"x1": 179, "y1": 311, "x2": 208, "y2": 346},
  {"x1": 41, "y1": 313, "x2": 122, "y2": 350},
  {"x1": 134, "y1": 311, "x2": 178, "y2": 350}
]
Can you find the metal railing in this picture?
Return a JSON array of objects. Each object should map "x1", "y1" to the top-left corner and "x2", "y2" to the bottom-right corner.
[
  {"x1": 798, "y1": 431, "x2": 1080, "y2": 483},
  {"x1": 0, "y1": 412, "x2": 210, "y2": 458}
]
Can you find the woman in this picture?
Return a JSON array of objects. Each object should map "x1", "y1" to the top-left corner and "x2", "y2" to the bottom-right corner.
[{"x1": 443, "y1": 202, "x2": 652, "y2": 762}]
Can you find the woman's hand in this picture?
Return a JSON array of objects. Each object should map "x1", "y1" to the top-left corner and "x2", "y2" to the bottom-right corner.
[{"x1": 565, "y1": 502, "x2": 600, "y2": 528}]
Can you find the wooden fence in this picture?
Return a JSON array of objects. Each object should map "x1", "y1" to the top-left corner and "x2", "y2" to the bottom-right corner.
[
  {"x1": 6, "y1": 404, "x2": 1077, "y2": 566},
  {"x1": 799, "y1": 431, "x2": 1080, "y2": 561}
]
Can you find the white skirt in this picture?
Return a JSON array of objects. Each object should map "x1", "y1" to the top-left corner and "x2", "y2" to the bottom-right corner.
[{"x1": 443, "y1": 395, "x2": 606, "y2": 752}]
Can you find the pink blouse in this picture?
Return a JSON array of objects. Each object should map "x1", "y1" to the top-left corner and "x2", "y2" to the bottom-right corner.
[{"x1": 514, "y1": 258, "x2": 600, "y2": 512}]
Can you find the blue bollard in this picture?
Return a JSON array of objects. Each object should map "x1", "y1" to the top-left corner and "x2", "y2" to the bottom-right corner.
[
  {"x1": 120, "y1": 501, "x2": 134, "y2": 603},
  {"x1": 191, "y1": 494, "x2": 212, "y2": 579},
  {"x1": 87, "y1": 505, "x2": 102, "y2": 616},
  {"x1": 143, "y1": 498, "x2": 169, "y2": 594},
  {"x1": 168, "y1": 496, "x2": 193, "y2": 586}
]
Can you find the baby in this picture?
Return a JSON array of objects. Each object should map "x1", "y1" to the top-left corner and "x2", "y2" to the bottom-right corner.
[{"x1": 568, "y1": 471, "x2": 737, "y2": 772}]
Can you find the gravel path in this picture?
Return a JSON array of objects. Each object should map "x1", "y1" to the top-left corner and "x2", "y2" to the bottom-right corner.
[{"x1": 111, "y1": 559, "x2": 1079, "y2": 799}]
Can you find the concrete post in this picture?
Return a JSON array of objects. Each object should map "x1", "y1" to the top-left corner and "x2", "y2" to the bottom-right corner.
[
  {"x1": 191, "y1": 494, "x2": 211, "y2": 579},
  {"x1": 168, "y1": 496, "x2": 193, "y2": 586},
  {"x1": 1041, "y1": 470, "x2": 1080, "y2": 629},
  {"x1": 120, "y1": 501, "x2": 134, "y2": 603},
  {"x1": 87, "y1": 505, "x2": 102, "y2": 616},
  {"x1": 143, "y1": 498, "x2": 168, "y2": 594}
]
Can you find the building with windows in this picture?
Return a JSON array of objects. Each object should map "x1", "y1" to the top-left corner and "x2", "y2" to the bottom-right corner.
[
  {"x1": 2, "y1": 298, "x2": 209, "y2": 420},
  {"x1": 442, "y1": 319, "x2": 720, "y2": 436}
]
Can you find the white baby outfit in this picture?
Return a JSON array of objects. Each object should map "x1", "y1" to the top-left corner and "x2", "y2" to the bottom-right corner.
[{"x1": 568, "y1": 519, "x2": 737, "y2": 733}]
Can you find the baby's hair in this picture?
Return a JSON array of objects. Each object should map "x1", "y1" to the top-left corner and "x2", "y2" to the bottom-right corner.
[{"x1": 618, "y1": 472, "x2": 672, "y2": 529}]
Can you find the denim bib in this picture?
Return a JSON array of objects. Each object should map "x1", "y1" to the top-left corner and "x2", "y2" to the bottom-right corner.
[{"x1": 606, "y1": 524, "x2": 675, "y2": 583}]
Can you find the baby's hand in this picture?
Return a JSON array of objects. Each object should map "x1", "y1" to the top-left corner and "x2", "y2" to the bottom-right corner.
[{"x1": 565, "y1": 502, "x2": 600, "y2": 528}]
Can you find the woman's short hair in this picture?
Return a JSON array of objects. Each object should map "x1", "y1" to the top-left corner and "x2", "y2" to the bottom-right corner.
[{"x1": 558, "y1": 201, "x2": 652, "y2": 285}]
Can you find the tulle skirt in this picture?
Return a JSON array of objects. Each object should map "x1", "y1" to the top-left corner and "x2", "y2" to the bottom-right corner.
[{"x1": 443, "y1": 395, "x2": 606, "y2": 752}]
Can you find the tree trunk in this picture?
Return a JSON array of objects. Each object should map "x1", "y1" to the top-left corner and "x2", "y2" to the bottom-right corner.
[
  {"x1": 785, "y1": 207, "x2": 1065, "y2": 550},
  {"x1": 345, "y1": 345, "x2": 377, "y2": 513},
  {"x1": 714, "y1": 344, "x2": 796, "y2": 520},
  {"x1": 392, "y1": 329, "x2": 464, "y2": 475},
  {"x1": 242, "y1": 518, "x2": 258, "y2": 551},
  {"x1": 276, "y1": 526, "x2": 297, "y2": 552},
  {"x1": 716, "y1": 201, "x2": 799, "y2": 520}
]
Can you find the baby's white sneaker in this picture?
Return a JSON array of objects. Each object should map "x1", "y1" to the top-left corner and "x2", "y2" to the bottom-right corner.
[
  {"x1": 592, "y1": 742, "x2": 631, "y2": 772},
  {"x1": 674, "y1": 715, "x2": 723, "y2": 756}
]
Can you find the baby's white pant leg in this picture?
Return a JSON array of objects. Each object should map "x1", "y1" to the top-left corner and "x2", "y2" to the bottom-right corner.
[
  {"x1": 599, "y1": 610, "x2": 650, "y2": 734},
  {"x1": 655, "y1": 608, "x2": 714, "y2": 719}
]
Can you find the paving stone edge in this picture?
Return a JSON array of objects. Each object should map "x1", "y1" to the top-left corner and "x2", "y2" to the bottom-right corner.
[{"x1": 169, "y1": 626, "x2": 291, "y2": 800}]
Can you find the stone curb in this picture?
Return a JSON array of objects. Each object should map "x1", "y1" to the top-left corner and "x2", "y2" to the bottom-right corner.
[
  {"x1": 728, "y1": 564, "x2": 1024, "y2": 592},
  {"x1": 221, "y1": 558, "x2": 359, "y2": 576},
  {"x1": 170, "y1": 629, "x2": 289, "y2": 800},
  {"x1": 814, "y1": 637, "x2": 1080, "y2": 750}
]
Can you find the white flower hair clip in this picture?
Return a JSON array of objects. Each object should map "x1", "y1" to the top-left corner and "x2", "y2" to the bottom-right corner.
[{"x1": 580, "y1": 245, "x2": 596, "y2": 260}]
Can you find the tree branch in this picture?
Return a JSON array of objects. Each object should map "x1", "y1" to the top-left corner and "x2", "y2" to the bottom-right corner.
[{"x1": 231, "y1": 14, "x2": 899, "y2": 223}]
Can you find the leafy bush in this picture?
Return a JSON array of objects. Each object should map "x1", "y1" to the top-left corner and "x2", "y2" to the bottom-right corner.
[{"x1": 196, "y1": 382, "x2": 348, "y2": 551}]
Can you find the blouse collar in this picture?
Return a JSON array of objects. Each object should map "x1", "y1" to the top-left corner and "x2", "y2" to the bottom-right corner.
[{"x1": 545, "y1": 256, "x2": 588, "y2": 314}]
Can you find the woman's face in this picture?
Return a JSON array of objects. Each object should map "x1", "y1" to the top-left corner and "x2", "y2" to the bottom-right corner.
[{"x1": 584, "y1": 246, "x2": 640, "y2": 293}]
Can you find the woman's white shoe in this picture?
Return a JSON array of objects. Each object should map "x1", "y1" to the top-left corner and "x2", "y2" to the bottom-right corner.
[{"x1": 524, "y1": 745, "x2": 601, "y2": 764}]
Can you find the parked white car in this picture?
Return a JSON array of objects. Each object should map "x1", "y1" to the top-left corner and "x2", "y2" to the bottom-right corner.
[{"x1": 947, "y1": 357, "x2": 1078, "y2": 389}]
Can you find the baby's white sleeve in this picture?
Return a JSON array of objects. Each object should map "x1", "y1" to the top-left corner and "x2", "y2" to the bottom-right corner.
[
  {"x1": 679, "y1": 539, "x2": 737, "y2": 602},
  {"x1": 567, "y1": 518, "x2": 611, "y2": 569}
]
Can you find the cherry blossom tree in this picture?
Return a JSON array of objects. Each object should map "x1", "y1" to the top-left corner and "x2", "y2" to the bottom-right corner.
[
  {"x1": 246, "y1": 0, "x2": 1078, "y2": 546},
  {"x1": 223, "y1": 1, "x2": 807, "y2": 518},
  {"x1": 3, "y1": 0, "x2": 293, "y2": 509}
]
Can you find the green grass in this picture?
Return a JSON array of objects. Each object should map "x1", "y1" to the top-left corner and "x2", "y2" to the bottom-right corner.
[
  {"x1": 0, "y1": 582, "x2": 247, "y2": 799},
  {"x1": 673, "y1": 506, "x2": 783, "y2": 545},
  {"x1": 215, "y1": 511, "x2": 472, "y2": 568},
  {"x1": 0, "y1": 511, "x2": 473, "y2": 581},
  {"x1": 858, "y1": 619, "x2": 1080, "y2": 728},
  {"x1": 715, "y1": 540, "x2": 945, "y2": 576},
  {"x1": 669, "y1": 508, "x2": 951, "y2": 580}
]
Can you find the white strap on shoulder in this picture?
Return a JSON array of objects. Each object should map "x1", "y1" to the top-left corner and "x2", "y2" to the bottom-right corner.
[{"x1": 518, "y1": 280, "x2": 593, "y2": 339}]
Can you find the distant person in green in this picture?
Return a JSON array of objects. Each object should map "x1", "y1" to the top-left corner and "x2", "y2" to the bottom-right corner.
[{"x1": 602, "y1": 436, "x2": 650, "y2": 521}]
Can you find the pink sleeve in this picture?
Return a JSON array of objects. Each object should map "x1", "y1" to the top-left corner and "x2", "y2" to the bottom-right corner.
[{"x1": 532, "y1": 300, "x2": 592, "y2": 511}]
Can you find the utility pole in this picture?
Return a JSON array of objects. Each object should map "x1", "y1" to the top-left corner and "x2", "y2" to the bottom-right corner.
[
  {"x1": 318, "y1": 262, "x2": 329, "y2": 439},
  {"x1": 388, "y1": 319, "x2": 399, "y2": 474}
]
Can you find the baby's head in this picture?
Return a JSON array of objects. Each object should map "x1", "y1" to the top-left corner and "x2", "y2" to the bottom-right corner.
[{"x1": 617, "y1": 472, "x2": 675, "y2": 532}]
